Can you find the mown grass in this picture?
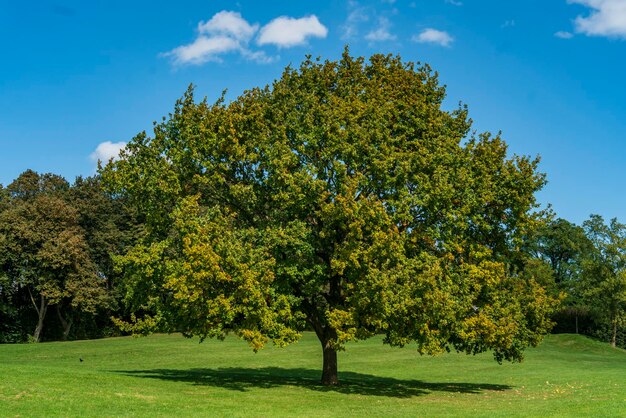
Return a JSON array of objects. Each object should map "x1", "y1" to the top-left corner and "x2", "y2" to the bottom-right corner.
[{"x1": 0, "y1": 332, "x2": 624, "y2": 417}]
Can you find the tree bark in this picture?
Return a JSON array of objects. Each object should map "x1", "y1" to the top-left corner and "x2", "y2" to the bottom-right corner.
[
  {"x1": 56, "y1": 305, "x2": 73, "y2": 341},
  {"x1": 321, "y1": 340, "x2": 339, "y2": 386},
  {"x1": 33, "y1": 295, "x2": 48, "y2": 343},
  {"x1": 301, "y1": 271, "x2": 341, "y2": 386},
  {"x1": 305, "y1": 303, "x2": 340, "y2": 386},
  {"x1": 611, "y1": 318, "x2": 617, "y2": 348}
]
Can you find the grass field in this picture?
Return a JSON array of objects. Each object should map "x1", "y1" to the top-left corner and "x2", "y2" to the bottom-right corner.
[{"x1": 0, "y1": 332, "x2": 624, "y2": 417}]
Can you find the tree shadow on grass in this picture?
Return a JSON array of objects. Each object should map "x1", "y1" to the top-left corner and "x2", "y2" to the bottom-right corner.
[{"x1": 111, "y1": 367, "x2": 511, "y2": 398}]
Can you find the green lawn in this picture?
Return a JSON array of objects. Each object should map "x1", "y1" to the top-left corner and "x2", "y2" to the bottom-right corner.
[{"x1": 0, "y1": 332, "x2": 624, "y2": 417}]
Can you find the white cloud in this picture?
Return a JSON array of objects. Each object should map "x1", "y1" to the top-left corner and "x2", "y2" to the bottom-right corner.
[
  {"x1": 163, "y1": 10, "x2": 327, "y2": 65},
  {"x1": 412, "y1": 28, "x2": 454, "y2": 47},
  {"x1": 568, "y1": 0, "x2": 626, "y2": 38},
  {"x1": 445, "y1": 0, "x2": 463, "y2": 5},
  {"x1": 197, "y1": 10, "x2": 258, "y2": 41},
  {"x1": 365, "y1": 17, "x2": 396, "y2": 41},
  {"x1": 240, "y1": 49, "x2": 275, "y2": 64},
  {"x1": 555, "y1": 30, "x2": 575, "y2": 39},
  {"x1": 257, "y1": 15, "x2": 328, "y2": 47},
  {"x1": 166, "y1": 35, "x2": 240, "y2": 65},
  {"x1": 90, "y1": 141, "x2": 126, "y2": 164},
  {"x1": 163, "y1": 11, "x2": 267, "y2": 65}
]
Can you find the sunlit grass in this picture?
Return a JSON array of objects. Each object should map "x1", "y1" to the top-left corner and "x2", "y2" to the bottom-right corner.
[{"x1": 1, "y1": 332, "x2": 624, "y2": 417}]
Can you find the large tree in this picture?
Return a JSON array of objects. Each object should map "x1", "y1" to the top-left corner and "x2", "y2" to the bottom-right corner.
[{"x1": 104, "y1": 51, "x2": 557, "y2": 385}]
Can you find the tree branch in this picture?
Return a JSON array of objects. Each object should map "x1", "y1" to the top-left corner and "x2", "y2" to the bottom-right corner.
[{"x1": 27, "y1": 286, "x2": 40, "y2": 315}]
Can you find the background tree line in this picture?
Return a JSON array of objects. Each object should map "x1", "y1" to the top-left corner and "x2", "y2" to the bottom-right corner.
[
  {"x1": 0, "y1": 170, "x2": 142, "y2": 343},
  {"x1": 528, "y1": 216, "x2": 626, "y2": 348}
]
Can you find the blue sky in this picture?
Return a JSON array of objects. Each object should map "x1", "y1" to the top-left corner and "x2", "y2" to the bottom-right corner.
[{"x1": 1, "y1": 0, "x2": 625, "y2": 224}]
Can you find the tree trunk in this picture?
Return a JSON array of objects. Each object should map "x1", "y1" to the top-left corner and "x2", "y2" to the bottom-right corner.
[
  {"x1": 611, "y1": 319, "x2": 617, "y2": 348},
  {"x1": 302, "y1": 293, "x2": 340, "y2": 385},
  {"x1": 56, "y1": 305, "x2": 73, "y2": 341},
  {"x1": 575, "y1": 313, "x2": 578, "y2": 334},
  {"x1": 308, "y1": 313, "x2": 340, "y2": 385},
  {"x1": 33, "y1": 295, "x2": 48, "y2": 343},
  {"x1": 321, "y1": 340, "x2": 339, "y2": 385}
]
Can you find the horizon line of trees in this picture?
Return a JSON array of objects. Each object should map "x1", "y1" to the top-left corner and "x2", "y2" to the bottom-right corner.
[{"x1": 0, "y1": 169, "x2": 623, "y2": 348}]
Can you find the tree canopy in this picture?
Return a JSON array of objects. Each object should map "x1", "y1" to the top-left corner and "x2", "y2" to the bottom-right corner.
[{"x1": 104, "y1": 50, "x2": 557, "y2": 385}]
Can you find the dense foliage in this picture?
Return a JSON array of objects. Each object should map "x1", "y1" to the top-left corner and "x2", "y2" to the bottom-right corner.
[{"x1": 103, "y1": 51, "x2": 558, "y2": 384}]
